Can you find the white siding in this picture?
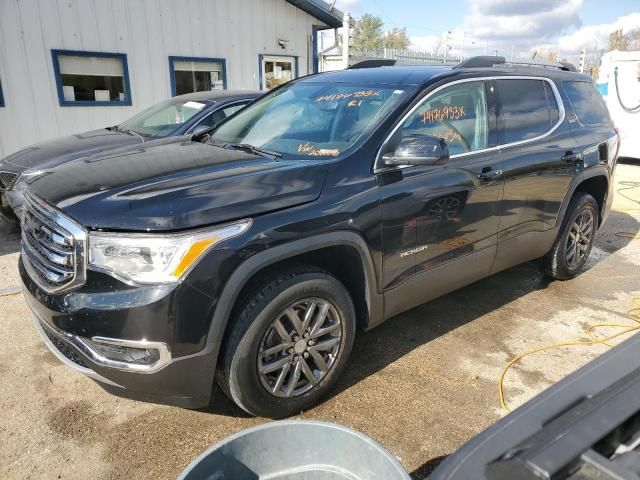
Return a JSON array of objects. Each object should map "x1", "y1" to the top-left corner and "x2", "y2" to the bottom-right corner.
[{"x1": 0, "y1": 0, "x2": 325, "y2": 157}]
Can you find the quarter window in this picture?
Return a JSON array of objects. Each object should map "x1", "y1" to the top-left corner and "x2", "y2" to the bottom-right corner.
[
  {"x1": 563, "y1": 81, "x2": 611, "y2": 126},
  {"x1": 496, "y1": 79, "x2": 557, "y2": 144},
  {"x1": 52, "y1": 50, "x2": 131, "y2": 106},
  {"x1": 399, "y1": 81, "x2": 488, "y2": 156},
  {"x1": 169, "y1": 57, "x2": 226, "y2": 96}
]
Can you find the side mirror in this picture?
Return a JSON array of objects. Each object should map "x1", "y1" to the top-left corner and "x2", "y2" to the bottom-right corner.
[
  {"x1": 382, "y1": 134, "x2": 449, "y2": 166},
  {"x1": 192, "y1": 123, "x2": 215, "y2": 136}
]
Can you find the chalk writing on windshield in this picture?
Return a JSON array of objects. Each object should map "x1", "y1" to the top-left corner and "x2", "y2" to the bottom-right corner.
[
  {"x1": 315, "y1": 90, "x2": 381, "y2": 103},
  {"x1": 298, "y1": 142, "x2": 340, "y2": 157},
  {"x1": 422, "y1": 105, "x2": 465, "y2": 124}
]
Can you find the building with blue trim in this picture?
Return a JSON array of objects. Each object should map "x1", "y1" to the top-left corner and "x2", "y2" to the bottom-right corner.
[{"x1": 0, "y1": 0, "x2": 345, "y2": 157}]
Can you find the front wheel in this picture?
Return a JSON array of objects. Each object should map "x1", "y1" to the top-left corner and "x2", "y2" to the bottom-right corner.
[
  {"x1": 217, "y1": 268, "x2": 356, "y2": 418},
  {"x1": 543, "y1": 192, "x2": 598, "y2": 280}
]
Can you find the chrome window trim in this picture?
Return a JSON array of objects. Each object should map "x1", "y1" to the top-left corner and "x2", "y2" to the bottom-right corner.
[
  {"x1": 374, "y1": 75, "x2": 566, "y2": 173},
  {"x1": 22, "y1": 191, "x2": 87, "y2": 294}
]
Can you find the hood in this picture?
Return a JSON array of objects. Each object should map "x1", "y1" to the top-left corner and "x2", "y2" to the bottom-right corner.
[
  {"x1": 3, "y1": 129, "x2": 143, "y2": 170},
  {"x1": 28, "y1": 140, "x2": 329, "y2": 231}
]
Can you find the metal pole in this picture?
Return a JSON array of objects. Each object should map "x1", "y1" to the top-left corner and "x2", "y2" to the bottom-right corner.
[
  {"x1": 342, "y1": 12, "x2": 350, "y2": 69},
  {"x1": 460, "y1": 31, "x2": 465, "y2": 61}
]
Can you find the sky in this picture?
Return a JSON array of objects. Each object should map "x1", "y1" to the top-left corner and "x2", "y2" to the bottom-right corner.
[{"x1": 333, "y1": 0, "x2": 640, "y2": 62}]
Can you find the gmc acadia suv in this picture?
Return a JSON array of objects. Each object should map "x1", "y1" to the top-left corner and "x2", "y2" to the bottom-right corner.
[{"x1": 20, "y1": 56, "x2": 618, "y2": 418}]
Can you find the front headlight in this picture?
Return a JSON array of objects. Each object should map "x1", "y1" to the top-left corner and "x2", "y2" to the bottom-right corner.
[{"x1": 88, "y1": 219, "x2": 251, "y2": 284}]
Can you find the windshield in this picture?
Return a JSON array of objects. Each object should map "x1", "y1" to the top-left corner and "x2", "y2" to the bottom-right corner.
[
  {"x1": 212, "y1": 83, "x2": 408, "y2": 159},
  {"x1": 118, "y1": 98, "x2": 210, "y2": 138}
]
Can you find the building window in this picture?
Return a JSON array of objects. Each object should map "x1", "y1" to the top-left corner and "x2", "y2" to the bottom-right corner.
[
  {"x1": 169, "y1": 57, "x2": 226, "y2": 96},
  {"x1": 0, "y1": 78, "x2": 4, "y2": 107},
  {"x1": 51, "y1": 50, "x2": 131, "y2": 106},
  {"x1": 260, "y1": 55, "x2": 298, "y2": 90}
]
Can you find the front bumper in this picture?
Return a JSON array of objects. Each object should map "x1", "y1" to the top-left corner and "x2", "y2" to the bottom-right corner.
[
  {"x1": 3, "y1": 188, "x2": 25, "y2": 220},
  {"x1": 21, "y1": 261, "x2": 219, "y2": 409}
]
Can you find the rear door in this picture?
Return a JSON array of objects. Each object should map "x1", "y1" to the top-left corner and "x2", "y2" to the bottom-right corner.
[{"x1": 491, "y1": 77, "x2": 579, "y2": 270}]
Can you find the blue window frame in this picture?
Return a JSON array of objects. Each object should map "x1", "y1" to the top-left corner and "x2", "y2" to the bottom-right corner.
[
  {"x1": 259, "y1": 54, "x2": 299, "y2": 90},
  {"x1": 0, "y1": 78, "x2": 4, "y2": 107},
  {"x1": 51, "y1": 49, "x2": 132, "y2": 106},
  {"x1": 169, "y1": 56, "x2": 227, "y2": 96}
]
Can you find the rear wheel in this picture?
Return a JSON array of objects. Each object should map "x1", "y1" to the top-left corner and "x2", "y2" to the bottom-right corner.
[
  {"x1": 543, "y1": 192, "x2": 598, "y2": 280},
  {"x1": 217, "y1": 267, "x2": 356, "y2": 418}
]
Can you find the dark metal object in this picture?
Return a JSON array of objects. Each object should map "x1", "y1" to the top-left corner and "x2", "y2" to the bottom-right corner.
[{"x1": 430, "y1": 335, "x2": 640, "y2": 480}]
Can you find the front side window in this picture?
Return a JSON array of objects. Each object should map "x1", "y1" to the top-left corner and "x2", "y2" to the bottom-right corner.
[
  {"x1": 399, "y1": 81, "x2": 488, "y2": 156},
  {"x1": 118, "y1": 98, "x2": 209, "y2": 138},
  {"x1": 496, "y1": 79, "x2": 558, "y2": 144},
  {"x1": 261, "y1": 56, "x2": 296, "y2": 90},
  {"x1": 52, "y1": 50, "x2": 131, "y2": 105},
  {"x1": 170, "y1": 57, "x2": 226, "y2": 96},
  {"x1": 563, "y1": 81, "x2": 612, "y2": 126},
  {"x1": 212, "y1": 83, "x2": 408, "y2": 159}
]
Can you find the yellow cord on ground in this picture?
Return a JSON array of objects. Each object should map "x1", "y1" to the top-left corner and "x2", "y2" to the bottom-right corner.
[{"x1": 499, "y1": 297, "x2": 640, "y2": 412}]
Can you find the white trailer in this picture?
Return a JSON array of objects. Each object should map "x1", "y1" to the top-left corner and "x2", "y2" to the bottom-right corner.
[{"x1": 597, "y1": 50, "x2": 640, "y2": 159}]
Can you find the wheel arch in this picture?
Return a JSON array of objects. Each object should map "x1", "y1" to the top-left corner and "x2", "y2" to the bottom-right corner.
[
  {"x1": 573, "y1": 174, "x2": 609, "y2": 225},
  {"x1": 205, "y1": 232, "x2": 383, "y2": 360},
  {"x1": 557, "y1": 167, "x2": 609, "y2": 230}
]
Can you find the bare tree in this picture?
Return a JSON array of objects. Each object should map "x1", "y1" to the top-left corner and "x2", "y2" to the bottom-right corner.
[
  {"x1": 608, "y1": 29, "x2": 630, "y2": 51},
  {"x1": 431, "y1": 38, "x2": 445, "y2": 56}
]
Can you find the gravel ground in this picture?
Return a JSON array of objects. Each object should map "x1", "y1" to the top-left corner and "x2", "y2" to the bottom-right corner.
[{"x1": 1, "y1": 163, "x2": 639, "y2": 480}]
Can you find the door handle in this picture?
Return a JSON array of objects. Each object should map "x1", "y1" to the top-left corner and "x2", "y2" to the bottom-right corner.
[
  {"x1": 562, "y1": 152, "x2": 582, "y2": 163},
  {"x1": 477, "y1": 169, "x2": 503, "y2": 181}
]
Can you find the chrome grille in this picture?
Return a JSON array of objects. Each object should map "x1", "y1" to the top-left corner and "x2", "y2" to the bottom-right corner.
[
  {"x1": 21, "y1": 191, "x2": 87, "y2": 293},
  {"x1": 0, "y1": 171, "x2": 18, "y2": 189}
]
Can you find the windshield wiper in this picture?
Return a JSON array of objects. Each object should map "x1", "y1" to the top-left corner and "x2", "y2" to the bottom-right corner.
[
  {"x1": 118, "y1": 128, "x2": 145, "y2": 142},
  {"x1": 224, "y1": 143, "x2": 281, "y2": 159}
]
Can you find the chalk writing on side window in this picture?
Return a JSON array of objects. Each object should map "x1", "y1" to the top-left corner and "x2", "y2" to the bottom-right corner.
[
  {"x1": 315, "y1": 90, "x2": 381, "y2": 104},
  {"x1": 422, "y1": 105, "x2": 465, "y2": 124},
  {"x1": 298, "y1": 142, "x2": 340, "y2": 157},
  {"x1": 432, "y1": 127, "x2": 462, "y2": 144}
]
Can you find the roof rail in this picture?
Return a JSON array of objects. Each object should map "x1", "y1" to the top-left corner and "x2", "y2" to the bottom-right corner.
[
  {"x1": 454, "y1": 55, "x2": 578, "y2": 72},
  {"x1": 348, "y1": 59, "x2": 396, "y2": 69},
  {"x1": 503, "y1": 60, "x2": 577, "y2": 72}
]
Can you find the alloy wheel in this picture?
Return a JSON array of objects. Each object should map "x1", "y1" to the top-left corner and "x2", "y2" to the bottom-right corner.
[
  {"x1": 565, "y1": 209, "x2": 595, "y2": 269},
  {"x1": 257, "y1": 298, "x2": 342, "y2": 398}
]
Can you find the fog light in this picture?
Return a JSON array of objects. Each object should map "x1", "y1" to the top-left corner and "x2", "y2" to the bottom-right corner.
[
  {"x1": 89, "y1": 339, "x2": 160, "y2": 365},
  {"x1": 80, "y1": 336, "x2": 171, "y2": 373}
]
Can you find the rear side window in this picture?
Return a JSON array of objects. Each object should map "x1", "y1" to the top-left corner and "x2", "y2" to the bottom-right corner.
[
  {"x1": 496, "y1": 79, "x2": 559, "y2": 144},
  {"x1": 563, "y1": 81, "x2": 611, "y2": 126}
]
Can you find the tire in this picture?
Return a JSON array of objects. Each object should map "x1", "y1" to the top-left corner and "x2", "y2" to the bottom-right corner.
[
  {"x1": 543, "y1": 192, "x2": 598, "y2": 280},
  {"x1": 217, "y1": 267, "x2": 356, "y2": 418}
]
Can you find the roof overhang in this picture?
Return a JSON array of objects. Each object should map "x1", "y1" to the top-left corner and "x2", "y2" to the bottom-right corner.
[{"x1": 286, "y1": 0, "x2": 345, "y2": 29}]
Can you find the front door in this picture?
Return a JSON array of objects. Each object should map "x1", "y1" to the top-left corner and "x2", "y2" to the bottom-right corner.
[{"x1": 377, "y1": 79, "x2": 503, "y2": 317}]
